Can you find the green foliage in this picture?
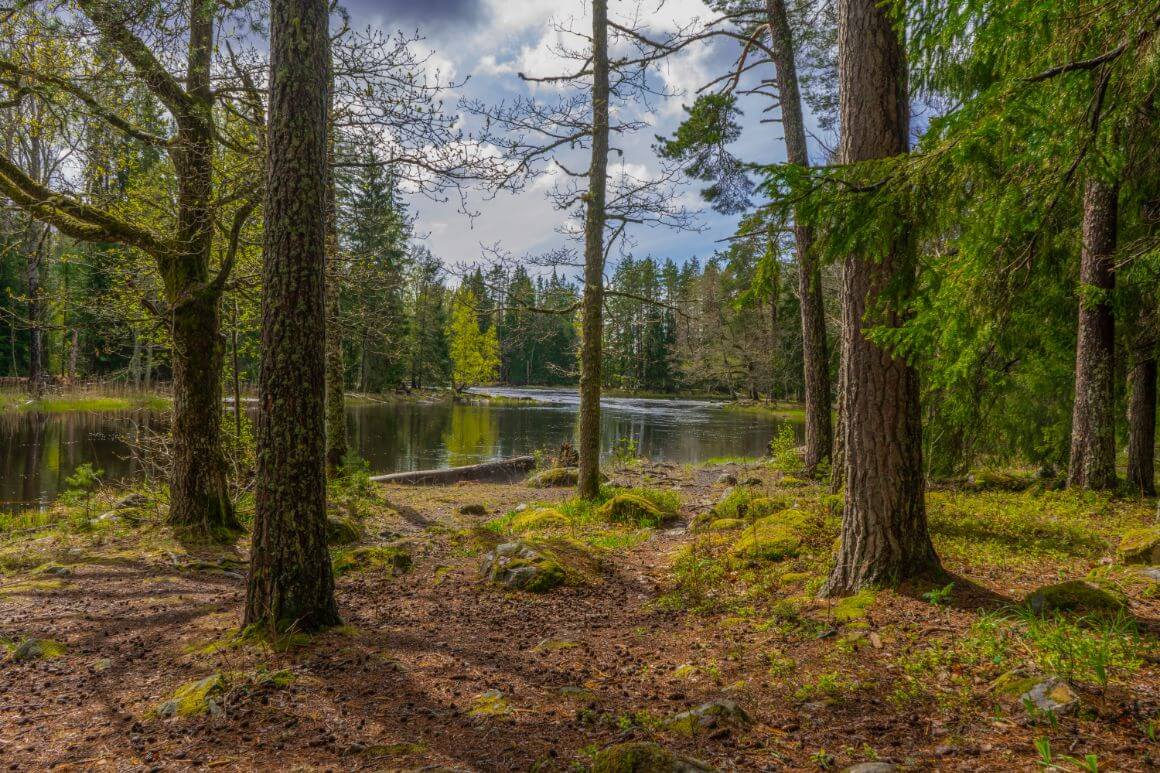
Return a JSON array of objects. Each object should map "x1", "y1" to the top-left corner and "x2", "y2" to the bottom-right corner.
[
  {"x1": 769, "y1": 423, "x2": 802, "y2": 473},
  {"x1": 448, "y1": 288, "x2": 500, "y2": 389},
  {"x1": 922, "y1": 582, "x2": 955, "y2": 606}
]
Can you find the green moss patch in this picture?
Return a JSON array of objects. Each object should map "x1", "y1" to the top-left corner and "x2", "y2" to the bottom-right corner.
[
  {"x1": 326, "y1": 516, "x2": 362, "y2": 546},
  {"x1": 597, "y1": 494, "x2": 665, "y2": 527},
  {"x1": 468, "y1": 689, "x2": 511, "y2": 717},
  {"x1": 333, "y1": 545, "x2": 413, "y2": 577},
  {"x1": 1118, "y1": 526, "x2": 1160, "y2": 565},
  {"x1": 729, "y1": 512, "x2": 810, "y2": 562},
  {"x1": 1023, "y1": 580, "x2": 1127, "y2": 617},
  {"x1": 591, "y1": 742, "x2": 713, "y2": 773},
  {"x1": 526, "y1": 467, "x2": 578, "y2": 488},
  {"x1": 829, "y1": 589, "x2": 876, "y2": 622},
  {"x1": 509, "y1": 507, "x2": 570, "y2": 533},
  {"x1": 155, "y1": 674, "x2": 227, "y2": 718},
  {"x1": 7, "y1": 637, "x2": 66, "y2": 662}
]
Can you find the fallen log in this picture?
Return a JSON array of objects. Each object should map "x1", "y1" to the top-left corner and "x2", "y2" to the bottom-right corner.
[{"x1": 371, "y1": 455, "x2": 536, "y2": 486}]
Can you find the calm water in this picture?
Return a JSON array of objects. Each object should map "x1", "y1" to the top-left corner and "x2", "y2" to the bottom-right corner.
[{"x1": 0, "y1": 387, "x2": 795, "y2": 510}]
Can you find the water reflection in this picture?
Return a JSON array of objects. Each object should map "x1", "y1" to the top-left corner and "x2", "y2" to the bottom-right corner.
[{"x1": 1, "y1": 388, "x2": 796, "y2": 510}]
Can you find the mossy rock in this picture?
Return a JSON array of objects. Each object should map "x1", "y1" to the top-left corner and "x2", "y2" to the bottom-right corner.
[
  {"x1": 333, "y1": 545, "x2": 413, "y2": 577},
  {"x1": 830, "y1": 589, "x2": 876, "y2": 622},
  {"x1": 729, "y1": 515, "x2": 804, "y2": 562},
  {"x1": 509, "y1": 507, "x2": 570, "y2": 534},
  {"x1": 481, "y1": 541, "x2": 567, "y2": 592},
  {"x1": 592, "y1": 742, "x2": 714, "y2": 773},
  {"x1": 155, "y1": 673, "x2": 227, "y2": 718},
  {"x1": 1117, "y1": 526, "x2": 1160, "y2": 565},
  {"x1": 706, "y1": 518, "x2": 746, "y2": 532},
  {"x1": 526, "y1": 467, "x2": 578, "y2": 488},
  {"x1": 326, "y1": 516, "x2": 361, "y2": 546},
  {"x1": 597, "y1": 493, "x2": 671, "y2": 527},
  {"x1": 664, "y1": 699, "x2": 751, "y2": 737},
  {"x1": 8, "y1": 637, "x2": 66, "y2": 662},
  {"x1": 458, "y1": 503, "x2": 489, "y2": 516},
  {"x1": 469, "y1": 689, "x2": 511, "y2": 717},
  {"x1": 1023, "y1": 580, "x2": 1127, "y2": 616}
]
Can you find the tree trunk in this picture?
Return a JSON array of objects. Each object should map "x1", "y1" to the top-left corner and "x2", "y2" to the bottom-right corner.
[
  {"x1": 23, "y1": 129, "x2": 46, "y2": 398},
  {"x1": 163, "y1": 1, "x2": 237, "y2": 540},
  {"x1": 1127, "y1": 356, "x2": 1156, "y2": 496},
  {"x1": 823, "y1": 0, "x2": 938, "y2": 596},
  {"x1": 324, "y1": 138, "x2": 347, "y2": 475},
  {"x1": 245, "y1": 0, "x2": 340, "y2": 632},
  {"x1": 765, "y1": 0, "x2": 832, "y2": 475},
  {"x1": 577, "y1": 0, "x2": 610, "y2": 500},
  {"x1": 829, "y1": 345, "x2": 846, "y2": 493},
  {"x1": 1068, "y1": 178, "x2": 1118, "y2": 490}
]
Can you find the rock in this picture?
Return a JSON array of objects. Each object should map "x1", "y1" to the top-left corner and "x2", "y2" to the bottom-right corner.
[
  {"x1": 526, "y1": 467, "x2": 578, "y2": 488},
  {"x1": 458, "y1": 503, "x2": 489, "y2": 516},
  {"x1": 326, "y1": 516, "x2": 361, "y2": 546},
  {"x1": 332, "y1": 545, "x2": 413, "y2": 576},
  {"x1": 741, "y1": 476, "x2": 763, "y2": 486},
  {"x1": 729, "y1": 512, "x2": 809, "y2": 562},
  {"x1": 36, "y1": 564, "x2": 73, "y2": 577},
  {"x1": 715, "y1": 472, "x2": 737, "y2": 486},
  {"x1": 1117, "y1": 526, "x2": 1160, "y2": 565},
  {"x1": 155, "y1": 674, "x2": 226, "y2": 718},
  {"x1": 1139, "y1": 567, "x2": 1160, "y2": 583},
  {"x1": 596, "y1": 494, "x2": 674, "y2": 527},
  {"x1": 557, "y1": 685, "x2": 597, "y2": 702},
  {"x1": 481, "y1": 541, "x2": 565, "y2": 592},
  {"x1": 9, "y1": 638, "x2": 66, "y2": 662},
  {"x1": 1019, "y1": 678, "x2": 1079, "y2": 715},
  {"x1": 844, "y1": 764, "x2": 899, "y2": 773},
  {"x1": 509, "y1": 507, "x2": 570, "y2": 533},
  {"x1": 1023, "y1": 580, "x2": 1127, "y2": 616},
  {"x1": 591, "y1": 742, "x2": 714, "y2": 773},
  {"x1": 468, "y1": 689, "x2": 511, "y2": 717},
  {"x1": 705, "y1": 518, "x2": 746, "y2": 532},
  {"x1": 665, "y1": 699, "x2": 751, "y2": 736}
]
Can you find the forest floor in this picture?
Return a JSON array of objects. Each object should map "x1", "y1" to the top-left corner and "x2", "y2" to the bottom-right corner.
[{"x1": 0, "y1": 459, "x2": 1157, "y2": 771}]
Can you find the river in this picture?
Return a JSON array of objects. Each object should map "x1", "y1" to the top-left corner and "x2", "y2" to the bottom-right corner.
[{"x1": 0, "y1": 387, "x2": 796, "y2": 511}]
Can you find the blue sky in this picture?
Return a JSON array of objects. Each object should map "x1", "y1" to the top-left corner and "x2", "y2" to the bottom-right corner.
[{"x1": 342, "y1": 0, "x2": 831, "y2": 269}]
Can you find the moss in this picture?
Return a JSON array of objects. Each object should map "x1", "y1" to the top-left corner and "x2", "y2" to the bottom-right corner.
[
  {"x1": 664, "y1": 699, "x2": 750, "y2": 737},
  {"x1": 673, "y1": 663, "x2": 697, "y2": 678},
  {"x1": 989, "y1": 669, "x2": 1042, "y2": 698},
  {"x1": 332, "y1": 545, "x2": 413, "y2": 577},
  {"x1": 155, "y1": 673, "x2": 227, "y2": 718},
  {"x1": 1117, "y1": 526, "x2": 1160, "y2": 565},
  {"x1": 596, "y1": 493, "x2": 667, "y2": 527},
  {"x1": 469, "y1": 689, "x2": 511, "y2": 717},
  {"x1": 706, "y1": 517, "x2": 746, "y2": 532},
  {"x1": 779, "y1": 571, "x2": 812, "y2": 586},
  {"x1": 8, "y1": 637, "x2": 66, "y2": 662},
  {"x1": 830, "y1": 589, "x2": 876, "y2": 622},
  {"x1": 591, "y1": 742, "x2": 713, "y2": 773},
  {"x1": 0, "y1": 578, "x2": 67, "y2": 596},
  {"x1": 729, "y1": 514, "x2": 805, "y2": 562},
  {"x1": 326, "y1": 516, "x2": 361, "y2": 546},
  {"x1": 509, "y1": 507, "x2": 570, "y2": 534},
  {"x1": 526, "y1": 467, "x2": 578, "y2": 488},
  {"x1": 1023, "y1": 580, "x2": 1127, "y2": 616}
]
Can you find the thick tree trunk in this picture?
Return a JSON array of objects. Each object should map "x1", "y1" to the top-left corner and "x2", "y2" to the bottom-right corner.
[
  {"x1": 1068, "y1": 179, "x2": 1118, "y2": 491},
  {"x1": 25, "y1": 221, "x2": 45, "y2": 397},
  {"x1": 1127, "y1": 357, "x2": 1156, "y2": 496},
  {"x1": 163, "y1": 2, "x2": 237, "y2": 540},
  {"x1": 829, "y1": 346, "x2": 846, "y2": 493},
  {"x1": 765, "y1": 0, "x2": 832, "y2": 475},
  {"x1": 823, "y1": 0, "x2": 938, "y2": 596},
  {"x1": 245, "y1": 0, "x2": 340, "y2": 632},
  {"x1": 577, "y1": 0, "x2": 610, "y2": 500},
  {"x1": 324, "y1": 139, "x2": 347, "y2": 475}
]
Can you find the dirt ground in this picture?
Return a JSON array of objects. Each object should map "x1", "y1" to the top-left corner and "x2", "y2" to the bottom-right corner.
[{"x1": 1, "y1": 462, "x2": 1157, "y2": 771}]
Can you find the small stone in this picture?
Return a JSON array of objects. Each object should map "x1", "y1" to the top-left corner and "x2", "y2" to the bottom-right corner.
[
  {"x1": 480, "y1": 541, "x2": 566, "y2": 593},
  {"x1": 715, "y1": 473, "x2": 737, "y2": 486},
  {"x1": 591, "y1": 742, "x2": 714, "y2": 773},
  {"x1": 9, "y1": 638, "x2": 66, "y2": 662},
  {"x1": 665, "y1": 699, "x2": 750, "y2": 736},
  {"x1": 458, "y1": 503, "x2": 488, "y2": 516},
  {"x1": 1019, "y1": 678, "x2": 1079, "y2": 715},
  {"x1": 1139, "y1": 567, "x2": 1160, "y2": 583},
  {"x1": 468, "y1": 689, "x2": 511, "y2": 717}
]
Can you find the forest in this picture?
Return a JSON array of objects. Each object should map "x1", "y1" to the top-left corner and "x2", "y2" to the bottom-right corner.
[{"x1": 0, "y1": 0, "x2": 1157, "y2": 771}]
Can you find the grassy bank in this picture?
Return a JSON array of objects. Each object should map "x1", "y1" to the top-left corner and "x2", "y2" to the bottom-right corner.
[{"x1": 0, "y1": 389, "x2": 172, "y2": 413}]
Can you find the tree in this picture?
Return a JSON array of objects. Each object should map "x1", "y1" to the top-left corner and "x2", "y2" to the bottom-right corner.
[
  {"x1": 448, "y1": 288, "x2": 500, "y2": 390},
  {"x1": 822, "y1": 0, "x2": 938, "y2": 595},
  {"x1": 1067, "y1": 178, "x2": 1119, "y2": 490},
  {"x1": 0, "y1": 1, "x2": 260, "y2": 540},
  {"x1": 244, "y1": 0, "x2": 339, "y2": 631}
]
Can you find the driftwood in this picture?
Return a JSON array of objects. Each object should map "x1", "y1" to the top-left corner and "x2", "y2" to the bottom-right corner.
[{"x1": 371, "y1": 455, "x2": 536, "y2": 486}]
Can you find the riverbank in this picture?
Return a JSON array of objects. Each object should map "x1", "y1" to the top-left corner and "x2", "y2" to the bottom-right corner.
[
  {"x1": 0, "y1": 388, "x2": 172, "y2": 413},
  {"x1": 1, "y1": 462, "x2": 1156, "y2": 770}
]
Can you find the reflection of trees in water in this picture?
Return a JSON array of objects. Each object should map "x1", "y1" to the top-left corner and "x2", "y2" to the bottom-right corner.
[{"x1": 442, "y1": 405, "x2": 501, "y2": 467}]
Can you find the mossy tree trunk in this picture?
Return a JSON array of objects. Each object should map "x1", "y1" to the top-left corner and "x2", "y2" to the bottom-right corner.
[
  {"x1": 822, "y1": 0, "x2": 939, "y2": 596},
  {"x1": 577, "y1": 0, "x2": 610, "y2": 501},
  {"x1": 324, "y1": 135, "x2": 347, "y2": 476},
  {"x1": 245, "y1": 0, "x2": 340, "y2": 632},
  {"x1": 1067, "y1": 178, "x2": 1118, "y2": 491},
  {"x1": 1126, "y1": 306, "x2": 1155, "y2": 496}
]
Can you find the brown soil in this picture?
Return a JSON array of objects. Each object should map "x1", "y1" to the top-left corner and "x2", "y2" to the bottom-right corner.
[{"x1": 0, "y1": 463, "x2": 1157, "y2": 771}]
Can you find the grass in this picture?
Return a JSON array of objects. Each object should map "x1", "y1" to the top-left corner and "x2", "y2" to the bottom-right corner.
[
  {"x1": 0, "y1": 389, "x2": 171, "y2": 413},
  {"x1": 722, "y1": 401, "x2": 809, "y2": 421}
]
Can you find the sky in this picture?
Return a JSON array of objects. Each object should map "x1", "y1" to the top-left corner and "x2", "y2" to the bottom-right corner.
[{"x1": 341, "y1": 0, "x2": 826, "y2": 270}]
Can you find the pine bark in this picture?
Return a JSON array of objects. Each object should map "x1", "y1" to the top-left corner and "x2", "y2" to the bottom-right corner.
[
  {"x1": 577, "y1": 0, "x2": 610, "y2": 500},
  {"x1": 1126, "y1": 306, "x2": 1155, "y2": 496},
  {"x1": 244, "y1": 0, "x2": 340, "y2": 631},
  {"x1": 1067, "y1": 179, "x2": 1118, "y2": 491},
  {"x1": 324, "y1": 137, "x2": 347, "y2": 475},
  {"x1": 765, "y1": 0, "x2": 831, "y2": 474},
  {"x1": 823, "y1": 0, "x2": 938, "y2": 596}
]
